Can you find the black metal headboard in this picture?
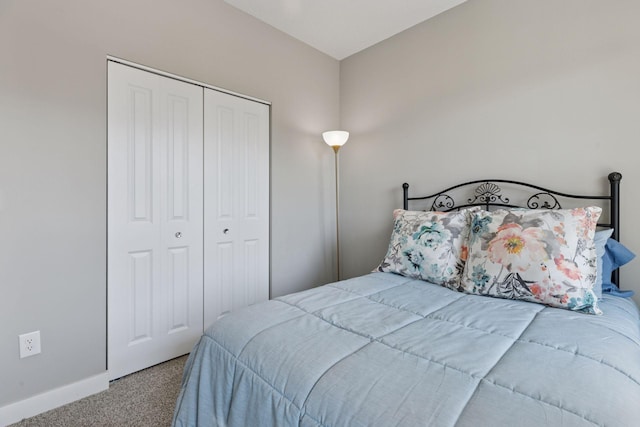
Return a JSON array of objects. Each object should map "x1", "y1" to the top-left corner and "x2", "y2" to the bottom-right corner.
[{"x1": 403, "y1": 172, "x2": 622, "y2": 284}]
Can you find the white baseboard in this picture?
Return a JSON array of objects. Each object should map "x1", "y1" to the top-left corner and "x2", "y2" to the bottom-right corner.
[{"x1": 0, "y1": 372, "x2": 109, "y2": 427}]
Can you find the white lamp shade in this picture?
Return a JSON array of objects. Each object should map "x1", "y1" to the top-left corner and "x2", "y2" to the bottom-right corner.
[{"x1": 322, "y1": 130, "x2": 349, "y2": 147}]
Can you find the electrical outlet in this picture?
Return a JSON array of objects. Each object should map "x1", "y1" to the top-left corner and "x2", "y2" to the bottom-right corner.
[{"x1": 19, "y1": 331, "x2": 41, "y2": 358}]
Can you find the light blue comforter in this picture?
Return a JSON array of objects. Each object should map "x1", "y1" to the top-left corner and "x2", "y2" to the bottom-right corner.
[{"x1": 173, "y1": 273, "x2": 640, "y2": 426}]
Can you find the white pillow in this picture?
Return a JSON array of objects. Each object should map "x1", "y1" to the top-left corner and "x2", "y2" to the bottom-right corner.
[
  {"x1": 461, "y1": 207, "x2": 602, "y2": 314},
  {"x1": 376, "y1": 209, "x2": 474, "y2": 290}
]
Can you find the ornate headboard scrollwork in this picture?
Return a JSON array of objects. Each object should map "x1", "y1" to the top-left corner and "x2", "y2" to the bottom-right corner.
[
  {"x1": 402, "y1": 172, "x2": 622, "y2": 284},
  {"x1": 468, "y1": 182, "x2": 509, "y2": 208},
  {"x1": 526, "y1": 192, "x2": 561, "y2": 210}
]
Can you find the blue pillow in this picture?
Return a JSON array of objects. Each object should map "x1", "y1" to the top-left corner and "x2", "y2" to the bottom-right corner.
[
  {"x1": 601, "y1": 238, "x2": 636, "y2": 298},
  {"x1": 593, "y1": 229, "x2": 614, "y2": 299}
]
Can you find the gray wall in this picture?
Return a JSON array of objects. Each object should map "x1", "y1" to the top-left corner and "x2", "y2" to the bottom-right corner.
[
  {"x1": 340, "y1": 0, "x2": 640, "y2": 301},
  {"x1": 0, "y1": 0, "x2": 339, "y2": 406}
]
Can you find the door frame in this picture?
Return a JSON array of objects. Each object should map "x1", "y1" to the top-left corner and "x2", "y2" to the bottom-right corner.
[{"x1": 107, "y1": 56, "x2": 270, "y2": 105}]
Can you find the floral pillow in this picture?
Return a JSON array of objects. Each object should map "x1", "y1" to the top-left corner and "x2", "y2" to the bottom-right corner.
[
  {"x1": 460, "y1": 207, "x2": 602, "y2": 314},
  {"x1": 376, "y1": 209, "x2": 474, "y2": 289}
]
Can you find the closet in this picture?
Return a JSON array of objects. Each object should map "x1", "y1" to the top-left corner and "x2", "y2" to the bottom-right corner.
[{"x1": 107, "y1": 60, "x2": 269, "y2": 380}]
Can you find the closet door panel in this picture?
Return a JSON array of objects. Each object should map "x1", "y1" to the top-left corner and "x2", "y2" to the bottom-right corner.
[
  {"x1": 204, "y1": 89, "x2": 269, "y2": 329},
  {"x1": 129, "y1": 250, "x2": 153, "y2": 344},
  {"x1": 108, "y1": 62, "x2": 203, "y2": 380},
  {"x1": 217, "y1": 107, "x2": 235, "y2": 219},
  {"x1": 166, "y1": 94, "x2": 190, "y2": 220}
]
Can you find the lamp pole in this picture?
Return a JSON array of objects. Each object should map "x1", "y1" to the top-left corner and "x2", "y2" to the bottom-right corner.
[
  {"x1": 322, "y1": 131, "x2": 349, "y2": 282},
  {"x1": 333, "y1": 145, "x2": 341, "y2": 281}
]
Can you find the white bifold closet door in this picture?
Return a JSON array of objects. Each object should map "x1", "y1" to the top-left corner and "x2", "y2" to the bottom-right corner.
[
  {"x1": 108, "y1": 61, "x2": 270, "y2": 380},
  {"x1": 107, "y1": 62, "x2": 204, "y2": 380},
  {"x1": 204, "y1": 89, "x2": 269, "y2": 330}
]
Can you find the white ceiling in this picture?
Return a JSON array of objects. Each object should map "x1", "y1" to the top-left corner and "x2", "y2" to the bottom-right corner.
[{"x1": 224, "y1": 0, "x2": 467, "y2": 60}]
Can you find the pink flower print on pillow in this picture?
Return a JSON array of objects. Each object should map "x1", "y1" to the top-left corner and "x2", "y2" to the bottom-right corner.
[
  {"x1": 487, "y1": 223, "x2": 547, "y2": 272},
  {"x1": 554, "y1": 254, "x2": 582, "y2": 280}
]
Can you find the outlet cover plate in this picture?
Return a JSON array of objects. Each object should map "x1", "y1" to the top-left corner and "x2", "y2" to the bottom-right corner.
[{"x1": 19, "y1": 331, "x2": 41, "y2": 358}]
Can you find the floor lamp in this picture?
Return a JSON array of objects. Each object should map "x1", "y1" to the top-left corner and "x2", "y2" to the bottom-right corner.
[{"x1": 322, "y1": 130, "x2": 349, "y2": 281}]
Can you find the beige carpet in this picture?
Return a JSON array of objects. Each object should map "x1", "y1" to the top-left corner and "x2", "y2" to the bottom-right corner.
[{"x1": 10, "y1": 355, "x2": 188, "y2": 427}]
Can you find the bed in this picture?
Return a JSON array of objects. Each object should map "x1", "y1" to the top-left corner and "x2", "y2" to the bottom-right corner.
[{"x1": 173, "y1": 172, "x2": 640, "y2": 427}]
